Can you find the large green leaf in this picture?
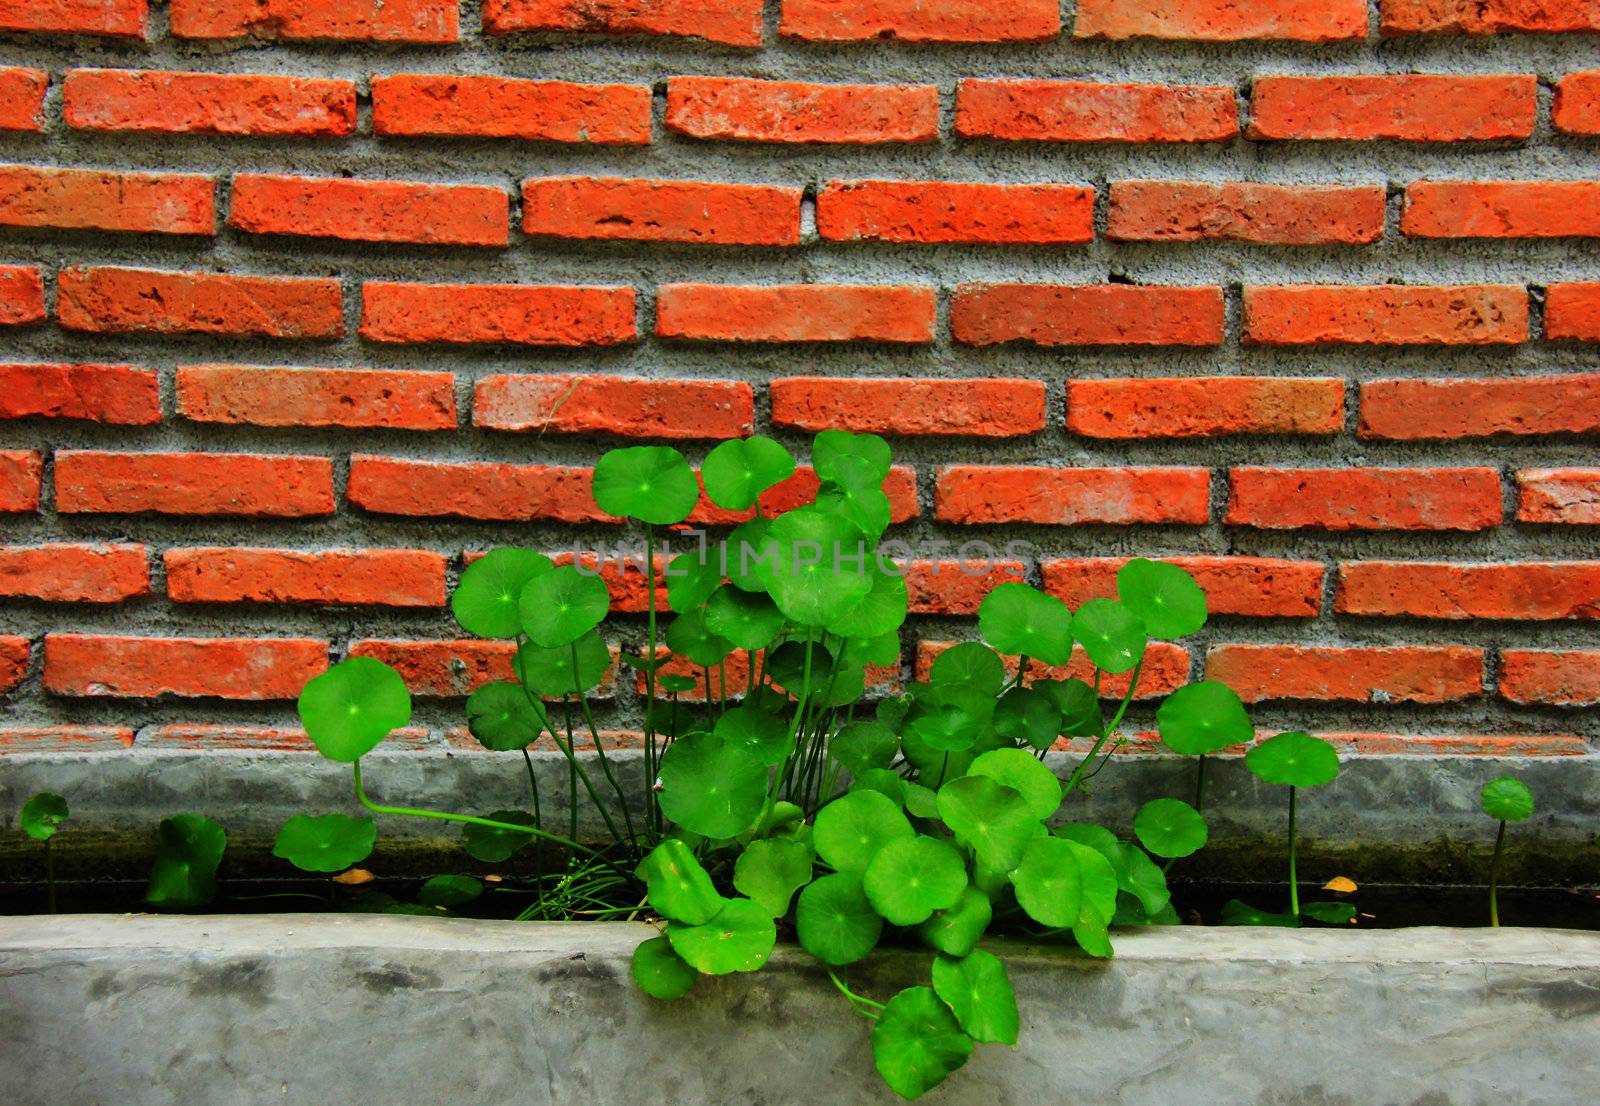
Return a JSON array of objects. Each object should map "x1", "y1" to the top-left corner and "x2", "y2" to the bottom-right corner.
[
  {"x1": 1245, "y1": 731, "x2": 1340, "y2": 789},
  {"x1": 657, "y1": 732, "x2": 768, "y2": 839},
  {"x1": 813, "y1": 429, "x2": 890, "y2": 485},
  {"x1": 1481, "y1": 776, "x2": 1534, "y2": 823},
  {"x1": 701, "y1": 435, "x2": 795, "y2": 511},
  {"x1": 1133, "y1": 798, "x2": 1209, "y2": 859},
  {"x1": 705, "y1": 586, "x2": 785, "y2": 651},
  {"x1": 928, "y1": 641, "x2": 1006, "y2": 694},
  {"x1": 814, "y1": 453, "x2": 892, "y2": 539},
  {"x1": 992, "y1": 687, "x2": 1061, "y2": 751},
  {"x1": 667, "y1": 546, "x2": 722, "y2": 614},
  {"x1": 272, "y1": 814, "x2": 375, "y2": 873},
  {"x1": 830, "y1": 721, "x2": 899, "y2": 776},
  {"x1": 1070, "y1": 598, "x2": 1147, "y2": 675},
  {"x1": 1010, "y1": 835, "x2": 1082, "y2": 928},
  {"x1": 863, "y1": 836, "x2": 967, "y2": 926},
  {"x1": 592, "y1": 445, "x2": 699, "y2": 525},
  {"x1": 452, "y1": 548, "x2": 553, "y2": 638},
  {"x1": 796, "y1": 871, "x2": 883, "y2": 966},
  {"x1": 1156, "y1": 680, "x2": 1254, "y2": 756},
  {"x1": 519, "y1": 564, "x2": 610, "y2": 648},
  {"x1": 465, "y1": 682, "x2": 545, "y2": 751},
  {"x1": 917, "y1": 885, "x2": 993, "y2": 959},
  {"x1": 665, "y1": 608, "x2": 734, "y2": 667},
  {"x1": 19, "y1": 792, "x2": 67, "y2": 842},
  {"x1": 825, "y1": 565, "x2": 908, "y2": 639},
  {"x1": 1117, "y1": 558, "x2": 1207, "y2": 639},
  {"x1": 636, "y1": 839, "x2": 725, "y2": 925},
  {"x1": 872, "y1": 986, "x2": 973, "y2": 1101},
  {"x1": 713, "y1": 705, "x2": 792, "y2": 767},
  {"x1": 968, "y1": 747, "x2": 1062, "y2": 821},
  {"x1": 632, "y1": 934, "x2": 698, "y2": 1001},
  {"x1": 758, "y1": 508, "x2": 873, "y2": 627},
  {"x1": 514, "y1": 630, "x2": 610, "y2": 697},
  {"x1": 932, "y1": 951, "x2": 1018, "y2": 1045},
  {"x1": 904, "y1": 684, "x2": 995, "y2": 752},
  {"x1": 297, "y1": 657, "x2": 412, "y2": 763},
  {"x1": 145, "y1": 813, "x2": 227, "y2": 910},
  {"x1": 936, "y1": 775, "x2": 1037, "y2": 874},
  {"x1": 462, "y1": 810, "x2": 536, "y2": 863},
  {"x1": 668, "y1": 898, "x2": 776, "y2": 974},
  {"x1": 814, "y1": 789, "x2": 913, "y2": 873},
  {"x1": 977, "y1": 583, "x2": 1072, "y2": 666},
  {"x1": 725, "y1": 518, "x2": 775, "y2": 593},
  {"x1": 734, "y1": 838, "x2": 814, "y2": 918},
  {"x1": 1035, "y1": 678, "x2": 1103, "y2": 737}
]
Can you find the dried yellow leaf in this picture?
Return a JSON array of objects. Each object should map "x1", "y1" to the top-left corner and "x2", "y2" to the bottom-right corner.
[
  {"x1": 1323, "y1": 876, "x2": 1358, "y2": 894},
  {"x1": 332, "y1": 868, "x2": 376, "y2": 886}
]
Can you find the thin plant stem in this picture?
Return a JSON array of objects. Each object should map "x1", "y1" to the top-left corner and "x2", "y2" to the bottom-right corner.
[
  {"x1": 825, "y1": 967, "x2": 885, "y2": 1020},
  {"x1": 719, "y1": 659, "x2": 728, "y2": 711},
  {"x1": 1489, "y1": 819, "x2": 1507, "y2": 928},
  {"x1": 517, "y1": 663, "x2": 625, "y2": 847},
  {"x1": 643, "y1": 525, "x2": 660, "y2": 836},
  {"x1": 522, "y1": 748, "x2": 546, "y2": 915},
  {"x1": 45, "y1": 837, "x2": 56, "y2": 915},
  {"x1": 1194, "y1": 754, "x2": 1208, "y2": 812},
  {"x1": 1288, "y1": 786, "x2": 1300, "y2": 920},
  {"x1": 1010, "y1": 656, "x2": 1030, "y2": 690},
  {"x1": 570, "y1": 649, "x2": 638, "y2": 850},
  {"x1": 1063, "y1": 662, "x2": 1143, "y2": 798}
]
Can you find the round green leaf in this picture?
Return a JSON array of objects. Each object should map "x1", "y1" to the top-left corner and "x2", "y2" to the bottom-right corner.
[
  {"x1": 831, "y1": 721, "x2": 899, "y2": 777},
  {"x1": 666, "y1": 608, "x2": 734, "y2": 667},
  {"x1": 462, "y1": 810, "x2": 536, "y2": 863},
  {"x1": 632, "y1": 934, "x2": 697, "y2": 1001},
  {"x1": 969, "y1": 747, "x2": 1062, "y2": 821},
  {"x1": 904, "y1": 683, "x2": 995, "y2": 752},
  {"x1": 668, "y1": 898, "x2": 776, "y2": 975},
  {"x1": 905, "y1": 783, "x2": 940, "y2": 820},
  {"x1": 701, "y1": 435, "x2": 795, "y2": 512},
  {"x1": 936, "y1": 775, "x2": 1038, "y2": 874},
  {"x1": 636, "y1": 838, "x2": 725, "y2": 925},
  {"x1": 519, "y1": 564, "x2": 610, "y2": 648},
  {"x1": 1301, "y1": 901, "x2": 1357, "y2": 926},
  {"x1": 872, "y1": 986, "x2": 974, "y2": 1101},
  {"x1": 667, "y1": 547, "x2": 723, "y2": 614},
  {"x1": 1157, "y1": 680, "x2": 1254, "y2": 756},
  {"x1": 978, "y1": 583, "x2": 1073, "y2": 666},
  {"x1": 465, "y1": 681, "x2": 545, "y2": 751},
  {"x1": 929, "y1": 641, "x2": 1007, "y2": 694},
  {"x1": 851, "y1": 768, "x2": 909, "y2": 807},
  {"x1": 993, "y1": 687, "x2": 1061, "y2": 751},
  {"x1": 765, "y1": 638, "x2": 835, "y2": 699},
  {"x1": 918, "y1": 885, "x2": 993, "y2": 959},
  {"x1": 592, "y1": 445, "x2": 699, "y2": 525},
  {"x1": 734, "y1": 838, "x2": 814, "y2": 918},
  {"x1": 932, "y1": 950, "x2": 1018, "y2": 1045},
  {"x1": 145, "y1": 813, "x2": 227, "y2": 911},
  {"x1": 19, "y1": 792, "x2": 67, "y2": 842},
  {"x1": 796, "y1": 871, "x2": 883, "y2": 966},
  {"x1": 659, "y1": 672, "x2": 698, "y2": 694},
  {"x1": 1246, "y1": 731, "x2": 1340, "y2": 789},
  {"x1": 758, "y1": 508, "x2": 873, "y2": 627},
  {"x1": 1036, "y1": 678, "x2": 1103, "y2": 737},
  {"x1": 297, "y1": 657, "x2": 412, "y2": 763},
  {"x1": 1481, "y1": 776, "x2": 1534, "y2": 823},
  {"x1": 705, "y1": 586, "x2": 785, "y2": 651},
  {"x1": 1070, "y1": 598, "x2": 1147, "y2": 675},
  {"x1": 1054, "y1": 822, "x2": 1120, "y2": 855},
  {"x1": 453, "y1": 549, "x2": 554, "y2": 639},
  {"x1": 813, "y1": 429, "x2": 891, "y2": 486},
  {"x1": 1117, "y1": 558, "x2": 1207, "y2": 640},
  {"x1": 725, "y1": 518, "x2": 775, "y2": 593},
  {"x1": 514, "y1": 630, "x2": 610, "y2": 697},
  {"x1": 1133, "y1": 798, "x2": 1209, "y2": 859},
  {"x1": 272, "y1": 814, "x2": 376, "y2": 873},
  {"x1": 863, "y1": 836, "x2": 967, "y2": 926},
  {"x1": 841, "y1": 630, "x2": 900, "y2": 669},
  {"x1": 825, "y1": 565, "x2": 908, "y2": 639},
  {"x1": 658, "y1": 732, "x2": 768, "y2": 840},
  {"x1": 713, "y1": 705, "x2": 793, "y2": 767},
  {"x1": 1064, "y1": 838, "x2": 1119, "y2": 925},
  {"x1": 1010, "y1": 835, "x2": 1083, "y2": 928},
  {"x1": 420, "y1": 874, "x2": 482, "y2": 908},
  {"x1": 814, "y1": 789, "x2": 913, "y2": 873},
  {"x1": 814, "y1": 453, "x2": 893, "y2": 539}
]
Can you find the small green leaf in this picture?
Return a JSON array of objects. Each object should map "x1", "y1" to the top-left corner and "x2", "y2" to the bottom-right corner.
[
  {"x1": 1221, "y1": 899, "x2": 1299, "y2": 927},
  {"x1": 514, "y1": 630, "x2": 610, "y2": 697},
  {"x1": 519, "y1": 563, "x2": 610, "y2": 648},
  {"x1": 796, "y1": 871, "x2": 883, "y2": 966},
  {"x1": 734, "y1": 838, "x2": 814, "y2": 917},
  {"x1": 19, "y1": 792, "x2": 67, "y2": 842},
  {"x1": 272, "y1": 814, "x2": 376, "y2": 874},
  {"x1": 872, "y1": 986, "x2": 973, "y2": 1101},
  {"x1": 592, "y1": 445, "x2": 699, "y2": 525},
  {"x1": 667, "y1": 546, "x2": 723, "y2": 614},
  {"x1": 145, "y1": 814, "x2": 227, "y2": 910},
  {"x1": 928, "y1": 641, "x2": 1007, "y2": 695},
  {"x1": 904, "y1": 783, "x2": 940, "y2": 820},
  {"x1": 725, "y1": 518, "x2": 776, "y2": 593},
  {"x1": 666, "y1": 608, "x2": 734, "y2": 667},
  {"x1": 1115, "y1": 843, "x2": 1172, "y2": 918},
  {"x1": 1481, "y1": 776, "x2": 1534, "y2": 823},
  {"x1": 814, "y1": 790, "x2": 913, "y2": 873},
  {"x1": 1065, "y1": 837, "x2": 1120, "y2": 928},
  {"x1": 825, "y1": 565, "x2": 908, "y2": 639},
  {"x1": 657, "y1": 732, "x2": 768, "y2": 840},
  {"x1": 1070, "y1": 598, "x2": 1147, "y2": 675},
  {"x1": 851, "y1": 768, "x2": 909, "y2": 806},
  {"x1": 904, "y1": 684, "x2": 995, "y2": 752},
  {"x1": 420, "y1": 874, "x2": 482, "y2": 908},
  {"x1": 659, "y1": 673, "x2": 698, "y2": 694},
  {"x1": 936, "y1": 775, "x2": 1038, "y2": 874},
  {"x1": 1116, "y1": 559, "x2": 1207, "y2": 640},
  {"x1": 632, "y1": 935, "x2": 698, "y2": 1001},
  {"x1": 840, "y1": 631, "x2": 900, "y2": 669},
  {"x1": 831, "y1": 721, "x2": 899, "y2": 776},
  {"x1": 462, "y1": 810, "x2": 536, "y2": 863},
  {"x1": 978, "y1": 583, "x2": 1073, "y2": 666},
  {"x1": 1301, "y1": 901, "x2": 1357, "y2": 926},
  {"x1": 1133, "y1": 798, "x2": 1209, "y2": 859},
  {"x1": 968, "y1": 747, "x2": 1062, "y2": 821},
  {"x1": 1035, "y1": 678, "x2": 1103, "y2": 737},
  {"x1": 702, "y1": 436, "x2": 795, "y2": 512},
  {"x1": 932, "y1": 950, "x2": 1018, "y2": 1045},
  {"x1": 636, "y1": 839, "x2": 725, "y2": 925},
  {"x1": 453, "y1": 549, "x2": 553, "y2": 638},
  {"x1": 705, "y1": 586, "x2": 785, "y2": 651},
  {"x1": 668, "y1": 898, "x2": 776, "y2": 975},
  {"x1": 465, "y1": 681, "x2": 545, "y2": 751},
  {"x1": 1010, "y1": 835, "x2": 1082, "y2": 928},
  {"x1": 765, "y1": 638, "x2": 836, "y2": 699},
  {"x1": 918, "y1": 885, "x2": 992, "y2": 959},
  {"x1": 813, "y1": 429, "x2": 891, "y2": 486},
  {"x1": 863, "y1": 835, "x2": 967, "y2": 926},
  {"x1": 759, "y1": 507, "x2": 873, "y2": 627},
  {"x1": 1157, "y1": 680, "x2": 1254, "y2": 756},
  {"x1": 296, "y1": 657, "x2": 412, "y2": 763},
  {"x1": 1246, "y1": 731, "x2": 1340, "y2": 789},
  {"x1": 993, "y1": 687, "x2": 1061, "y2": 751}
]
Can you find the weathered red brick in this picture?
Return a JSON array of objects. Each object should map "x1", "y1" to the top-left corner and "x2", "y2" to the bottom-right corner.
[
  {"x1": 1500, "y1": 650, "x2": 1600, "y2": 707},
  {"x1": 1248, "y1": 75, "x2": 1537, "y2": 141},
  {"x1": 475, "y1": 375, "x2": 753, "y2": 439},
  {"x1": 169, "y1": 0, "x2": 457, "y2": 41},
  {"x1": 666, "y1": 77, "x2": 939, "y2": 145},
  {"x1": 45, "y1": 634, "x2": 329, "y2": 699},
  {"x1": 0, "y1": 165, "x2": 214, "y2": 235},
  {"x1": 1554, "y1": 71, "x2": 1600, "y2": 135},
  {"x1": 817, "y1": 180, "x2": 1094, "y2": 245},
  {"x1": 781, "y1": 0, "x2": 1059, "y2": 41},
  {"x1": 0, "y1": 69, "x2": 49, "y2": 132},
  {"x1": 1360, "y1": 375, "x2": 1600, "y2": 439},
  {"x1": 1068, "y1": 377, "x2": 1344, "y2": 439},
  {"x1": 166, "y1": 548, "x2": 446, "y2": 608},
  {"x1": 690, "y1": 466, "x2": 920, "y2": 526},
  {"x1": 58, "y1": 268, "x2": 344, "y2": 339},
  {"x1": 1043, "y1": 556, "x2": 1326, "y2": 618},
  {"x1": 1336, "y1": 562, "x2": 1600, "y2": 620},
  {"x1": 64, "y1": 69, "x2": 356, "y2": 137},
  {"x1": 917, "y1": 641, "x2": 1190, "y2": 699},
  {"x1": 0, "y1": 451, "x2": 43, "y2": 513},
  {"x1": 361, "y1": 282, "x2": 635, "y2": 346},
  {"x1": 0, "y1": 726, "x2": 135, "y2": 752},
  {"x1": 139, "y1": 724, "x2": 431, "y2": 752},
  {"x1": 657, "y1": 284, "x2": 935, "y2": 344},
  {"x1": 650, "y1": 648, "x2": 900, "y2": 702},
  {"x1": 523, "y1": 177, "x2": 800, "y2": 246},
  {"x1": 484, "y1": 0, "x2": 762, "y2": 44},
  {"x1": 1545, "y1": 283, "x2": 1600, "y2": 341},
  {"x1": 1244, "y1": 285, "x2": 1528, "y2": 346},
  {"x1": 55, "y1": 452, "x2": 335, "y2": 517},
  {"x1": 230, "y1": 174, "x2": 508, "y2": 247},
  {"x1": 0, "y1": 544, "x2": 149, "y2": 602},
  {"x1": 1321, "y1": 732, "x2": 1588, "y2": 756},
  {"x1": 372, "y1": 75, "x2": 650, "y2": 144},
  {"x1": 1517, "y1": 468, "x2": 1600, "y2": 524},
  {"x1": 0, "y1": 266, "x2": 46, "y2": 326},
  {"x1": 1227, "y1": 467, "x2": 1503, "y2": 531},
  {"x1": 350, "y1": 639, "x2": 617, "y2": 700},
  {"x1": 1381, "y1": 0, "x2": 1600, "y2": 34},
  {"x1": 952, "y1": 284, "x2": 1225, "y2": 347},
  {"x1": 176, "y1": 365, "x2": 456, "y2": 431},
  {"x1": 1402, "y1": 181, "x2": 1600, "y2": 238},
  {"x1": 1, "y1": 637, "x2": 30, "y2": 696},
  {"x1": 0, "y1": 363, "x2": 160, "y2": 425},
  {"x1": 957, "y1": 80, "x2": 1238, "y2": 143},
  {"x1": 772, "y1": 377, "x2": 1046, "y2": 437},
  {"x1": 937, "y1": 466, "x2": 1210, "y2": 525},
  {"x1": 1207, "y1": 644, "x2": 1484, "y2": 704},
  {"x1": 349, "y1": 457, "x2": 607, "y2": 523},
  {"x1": 902, "y1": 560, "x2": 1028, "y2": 616},
  {"x1": 2, "y1": 0, "x2": 146, "y2": 37},
  {"x1": 1108, "y1": 181, "x2": 1385, "y2": 244},
  {"x1": 1077, "y1": 0, "x2": 1366, "y2": 39}
]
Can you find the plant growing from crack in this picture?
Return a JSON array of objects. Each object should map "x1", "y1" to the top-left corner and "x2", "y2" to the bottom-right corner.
[
  {"x1": 1481, "y1": 776, "x2": 1534, "y2": 927},
  {"x1": 19, "y1": 792, "x2": 68, "y2": 914}
]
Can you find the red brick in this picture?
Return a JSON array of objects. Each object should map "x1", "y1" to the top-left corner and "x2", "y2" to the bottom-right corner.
[
  {"x1": 1, "y1": 0, "x2": 146, "y2": 37},
  {"x1": 817, "y1": 180, "x2": 1094, "y2": 245},
  {"x1": 1546, "y1": 283, "x2": 1600, "y2": 341},
  {"x1": 1517, "y1": 468, "x2": 1600, "y2": 524},
  {"x1": 1500, "y1": 650, "x2": 1600, "y2": 707},
  {"x1": 1381, "y1": 0, "x2": 1600, "y2": 34},
  {"x1": 372, "y1": 75, "x2": 650, "y2": 144},
  {"x1": 1402, "y1": 181, "x2": 1600, "y2": 238},
  {"x1": 937, "y1": 466, "x2": 1210, "y2": 526},
  {"x1": 902, "y1": 560, "x2": 1028, "y2": 616},
  {"x1": 956, "y1": 80, "x2": 1238, "y2": 143},
  {"x1": 350, "y1": 456, "x2": 607, "y2": 523},
  {"x1": 0, "y1": 165, "x2": 214, "y2": 235},
  {"x1": 1068, "y1": 377, "x2": 1344, "y2": 439},
  {"x1": 917, "y1": 641, "x2": 1190, "y2": 699},
  {"x1": 167, "y1": 548, "x2": 446, "y2": 608},
  {"x1": 64, "y1": 69, "x2": 356, "y2": 137},
  {"x1": 1322, "y1": 732, "x2": 1588, "y2": 756},
  {"x1": 0, "y1": 266, "x2": 46, "y2": 326},
  {"x1": 361, "y1": 282, "x2": 635, "y2": 346},
  {"x1": 485, "y1": 0, "x2": 762, "y2": 44},
  {"x1": 1, "y1": 637, "x2": 29, "y2": 696},
  {"x1": 1243, "y1": 285, "x2": 1528, "y2": 346},
  {"x1": 1108, "y1": 181, "x2": 1385, "y2": 245},
  {"x1": 1247, "y1": 75, "x2": 1537, "y2": 142},
  {"x1": 169, "y1": 0, "x2": 457, "y2": 41},
  {"x1": 1043, "y1": 556, "x2": 1326, "y2": 618},
  {"x1": 1360, "y1": 375, "x2": 1600, "y2": 439},
  {"x1": 771, "y1": 377, "x2": 1046, "y2": 437},
  {"x1": 1227, "y1": 467, "x2": 1503, "y2": 531},
  {"x1": 0, "y1": 726, "x2": 134, "y2": 752},
  {"x1": 649, "y1": 649, "x2": 900, "y2": 702},
  {"x1": 0, "y1": 69, "x2": 49, "y2": 132},
  {"x1": 176, "y1": 365, "x2": 456, "y2": 431},
  {"x1": 1554, "y1": 71, "x2": 1600, "y2": 135},
  {"x1": 781, "y1": 0, "x2": 1059, "y2": 41},
  {"x1": 523, "y1": 177, "x2": 800, "y2": 246},
  {"x1": 666, "y1": 77, "x2": 939, "y2": 145},
  {"x1": 657, "y1": 284, "x2": 935, "y2": 344},
  {"x1": 139, "y1": 724, "x2": 431, "y2": 752},
  {"x1": 45, "y1": 634, "x2": 329, "y2": 699},
  {"x1": 1336, "y1": 562, "x2": 1600, "y2": 620},
  {"x1": 350, "y1": 639, "x2": 617, "y2": 700},
  {"x1": 1077, "y1": 0, "x2": 1366, "y2": 39},
  {"x1": 55, "y1": 451, "x2": 335, "y2": 518},
  {"x1": 690, "y1": 466, "x2": 920, "y2": 526},
  {"x1": 58, "y1": 268, "x2": 344, "y2": 339},
  {"x1": 1206, "y1": 644, "x2": 1484, "y2": 704},
  {"x1": 952, "y1": 284, "x2": 1225, "y2": 347},
  {"x1": 0, "y1": 451, "x2": 43, "y2": 513},
  {"x1": 475, "y1": 375, "x2": 753, "y2": 439},
  {"x1": 230, "y1": 174, "x2": 508, "y2": 247},
  {"x1": 0, "y1": 363, "x2": 160, "y2": 425},
  {"x1": 0, "y1": 544, "x2": 149, "y2": 602}
]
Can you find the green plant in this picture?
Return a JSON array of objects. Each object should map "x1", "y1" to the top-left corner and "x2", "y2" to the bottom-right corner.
[
  {"x1": 1481, "y1": 776, "x2": 1534, "y2": 927},
  {"x1": 145, "y1": 813, "x2": 227, "y2": 910},
  {"x1": 19, "y1": 792, "x2": 68, "y2": 914}
]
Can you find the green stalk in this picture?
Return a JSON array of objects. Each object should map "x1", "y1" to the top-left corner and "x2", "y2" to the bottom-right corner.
[
  {"x1": 643, "y1": 525, "x2": 660, "y2": 835},
  {"x1": 513, "y1": 661, "x2": 626, "y2": 847},
  {"x1": 1489, "y1": 819, "x2": 1507, "y2": 927},
  {"x1": 825, "y1": 967, "x2": 885, "y2": 1020},
  {"x1": 1194, "y1": 754, "x2": 1208, "y2": 812},
  {"x1": 45, "y1": 837, "x2": 56, "y2": 916},
  {"x1": 1288, "y1": 786, "x2": 1300, "y2": 920},
  {"x1": 1062, "y1": 661, "x2": 1143, "y2": 798},
  {"x1": 571, "y1": 643, "x2": 638, "y2": 850},
  {"x1": 522, "y1": 748, "x2": 546, "y2": 915}
]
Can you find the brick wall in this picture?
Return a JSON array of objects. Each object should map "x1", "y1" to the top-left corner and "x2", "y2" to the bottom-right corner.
[{"x1": 1, "y1": 1, "x2": 1597, "y2": 772}]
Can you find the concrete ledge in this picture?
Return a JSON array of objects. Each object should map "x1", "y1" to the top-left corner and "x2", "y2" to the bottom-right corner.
[{"x1": 2, "y1": 916, "x2": 1597, "y2": 1106}]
